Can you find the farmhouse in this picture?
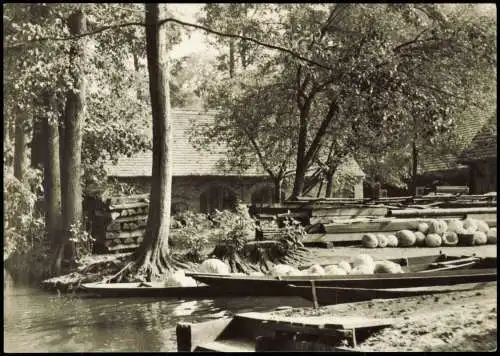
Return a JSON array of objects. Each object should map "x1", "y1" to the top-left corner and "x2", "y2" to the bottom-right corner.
[
  {"x1": 417, "y1": 111, "x2": 496, "y2": 194},
  {"x1": 105, "y1": 109, "x2": 365, "y2": 213}
]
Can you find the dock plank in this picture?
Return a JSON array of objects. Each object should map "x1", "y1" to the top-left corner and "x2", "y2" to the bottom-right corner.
[{"x1": 236, "y1": 312, "x2": 398, "y2": 330}]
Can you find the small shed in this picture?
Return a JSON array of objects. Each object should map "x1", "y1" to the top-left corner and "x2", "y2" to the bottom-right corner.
[{"x1": 458, "y1": 114, "x2": 497, "y2": 194}]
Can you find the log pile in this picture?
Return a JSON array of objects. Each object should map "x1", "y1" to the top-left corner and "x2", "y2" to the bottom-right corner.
[
  {"x1": 86, "y1": 193, "x2": 150, "y2": 254},
  {"x1": 251, "y1": 193, "x2": 497, "y2": 248}
]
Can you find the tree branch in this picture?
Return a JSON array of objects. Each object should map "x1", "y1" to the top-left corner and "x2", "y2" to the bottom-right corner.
[
  {"x1": 242, "y1": 127, "x2": 276, "y2": 179},
  {"x1": 6, "y1": 17, "x2": 334, "y2": 71},
  {"x1": 393, "y1": 28, "x2": 429, "y2": 54},
  {"x1": 304, "y1": 100, "x2": 339, "y2": 164}
]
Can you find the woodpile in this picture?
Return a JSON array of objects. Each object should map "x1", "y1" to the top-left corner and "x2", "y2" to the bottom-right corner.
[
  {"x1": 251, "y1": 192, "x2": 497, "y2": 248},
  {"x1": 85, "y1": 193, "x2": 150, "y2": 254}
]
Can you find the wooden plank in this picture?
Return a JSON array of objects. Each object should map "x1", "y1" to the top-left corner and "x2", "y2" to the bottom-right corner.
[
  {"x1": 311, "y1": 207, "x2": 388, "y2": 218},
  {"x1": 195, "y1": 339, "x2": 255, "y2": 352},
  {"x1": 389, "y1": 207, "x2": 496, "y2": 218},
  {"x1": 435, "y1": 186, "x2": 469, "y2": 194},
  {"x1": 108, "y1": 201, "x2": 150, "y2": 211},
  {"x1": 177, "y1": 318, "x2": 233, "y2": 352},
  {"x1": 107, "y1": 243, "x2": 139, "y2": 251},
  {"x1": 304, "y1": 232, "x2": 399, "y2": 244},
  {"x1": 311, "y1": 281, "x2": 319, "y2": 309},
  {"x1": 105, "y1": 194, "x2": 150, "y2": 206},
  {"x1": 237, "y1": 312, "x2": 397, "y2": 331},
  {"x1": 323, "y1": 218, "x2": 422, "y2": 234}
]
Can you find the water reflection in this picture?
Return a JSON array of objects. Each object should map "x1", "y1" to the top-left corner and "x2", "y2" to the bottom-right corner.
[{"x1": 4, "y1": 270, "x2": 311, "y2": 352}]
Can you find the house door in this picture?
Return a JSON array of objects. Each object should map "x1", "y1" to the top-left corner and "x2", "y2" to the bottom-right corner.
[{"x1": 200, "y1": 185, "x2": 237, "y2": 214}]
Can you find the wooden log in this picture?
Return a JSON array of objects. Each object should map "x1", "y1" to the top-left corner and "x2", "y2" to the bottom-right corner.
[
  {"x1": 389, "y1": 207, "x2": 496, "y2": 218},
  {"x1": 107, "y1": 243, "x2": 140, "y2": 251},
  {"x1": 105, "y1": 194, "x2": 150, "y2": 206},
  {"x1": 108, "y1": 201, "x2": 150, "y2": 211},
  {"x1": 323, "y1": 218, "x2": 429, "y2": 234},
  {"x1": 106, "y1": 216, "x2": 148, "y2": 231},
  {"x1": 311, "y1": 207, "x2": 388, "y2": 218},
  {"x1": 434, "y1": 186, "x2": 469, "y2": 194},
  {"x1": 440, "y1": 201, "x2": 496, "y2": 209},
  {"x1": 106, "y1": 230, "x2": 146, "y2": 240},
  {"x1": 303, "y1": 233, "x2": 371, "y2": 245}
]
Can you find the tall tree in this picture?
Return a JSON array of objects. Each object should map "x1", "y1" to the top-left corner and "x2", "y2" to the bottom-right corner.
[
  {"x1": 134, "y1": 3, "x2": 174, "y2": 279},
  {"x1": 196, "y1": 4, "x2": 495, "y2": 198},
  {"x1": 42, "y1": 92, "x2": 62, "y2": 247},
  {"x1": 55, "y1": 10, "x2": 88, "y2": 273}
]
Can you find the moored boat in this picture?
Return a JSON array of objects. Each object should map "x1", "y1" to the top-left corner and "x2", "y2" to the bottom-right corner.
[
  {"x1": 186, "y1": 254, "x2": 497, "y2": 293},
  {"x1": 289, "y1": 281, "x2": 497, "y2": 306}
]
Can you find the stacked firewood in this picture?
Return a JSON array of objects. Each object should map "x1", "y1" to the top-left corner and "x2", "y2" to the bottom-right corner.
[{"x1": 86, "y1": 193, "x2": 150, "y2": 254}]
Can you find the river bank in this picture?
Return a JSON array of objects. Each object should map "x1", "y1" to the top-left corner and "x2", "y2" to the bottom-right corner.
[{"x1": 272, "y1": 281, "x2": 497, "y2": 352}]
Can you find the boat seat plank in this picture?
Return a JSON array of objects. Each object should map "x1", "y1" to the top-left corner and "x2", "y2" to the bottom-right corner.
[{"x1": 194, "y1": 339, "x2": 255, "y2": 352}]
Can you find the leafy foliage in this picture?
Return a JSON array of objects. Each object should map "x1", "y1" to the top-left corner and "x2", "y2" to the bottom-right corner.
[
  {"x1": 210, "y1": 205, "x2": 257, "y2": 250},
  {"x1": 170, "y1": 211, "x2": 214, "y2": 262},
  {"x1": 4, "y1": 168, "x2": 45, "y2": 258},
  {"x1": 194, "y1": 4, "x2": 496, "y2": 195},
  {"x1": 68, "y1": 220, "x2": 95, "y2": 262}
]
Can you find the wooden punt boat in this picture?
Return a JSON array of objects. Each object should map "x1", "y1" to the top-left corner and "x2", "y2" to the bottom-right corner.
[
  {"x1": 186, "y1": 254, "x2": 497, "y2": 293},
  {"x1": 79, "y1": 282, "x2": 297, "y2": 298},
  {"x1": 80, "y1": 282, "x2": 217, "y2": 298},
  {"x1": 289, "y1": 281, "x2": 497, "y2": 306}
]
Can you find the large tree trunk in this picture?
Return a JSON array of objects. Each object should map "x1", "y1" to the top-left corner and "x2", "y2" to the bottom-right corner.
[
  {"x1": 135, "y1": 3, "x2": 174, "y2": 280},
  {"x1": 54, "y1": 10, "x2": 87, "y2": 275},
  {"x1": 292, "y1": 109, "x2": 308, "y2": 198},
  {"x1": 273, "y1": 177, "x2": 283, "y2": 204},
  {"x1": 30, "y1": 119, "x2": 45, "y2": 169},
  {"x1": 13, "y1": 112, "x2": 28, "y2": 181},
  {"x1": 325, "y1": 172, "x2": 335, "y2": 198},
  {"x1": 411, "y1": 140, "x2": 418, "y2": 196},
  {"x1": 43, "y1": 94, "x2": 62, "y2": 248}
]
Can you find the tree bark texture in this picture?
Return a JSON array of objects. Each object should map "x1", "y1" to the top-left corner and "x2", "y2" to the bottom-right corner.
[
  {"x1": 13, "y1": 111, "x2": 28, "y2": 181},
  {"x1": 31, "y1": 117, "x2": 49, "y2": 170},
  {"x1": 411, "y1": 140, "x2": 418, "y2": 196},
  {"x1": 55, "y1": 10, "x2": 87, "y2": 272},
  {"x1": 292, "y1": 109, "x2": 309, "y2": 198},
  {"x1": 43, "y1": 94, "x2": 62, "y2": 247},
  {"x1": 273, "y1": 177, "x2": 283, "y2": 204},
  {"x1": 324, "y1": 169, "x2": 336, "y2": 198},
  {"x1": 136, "y1": 3, "x2": 173, "y2": 278}
]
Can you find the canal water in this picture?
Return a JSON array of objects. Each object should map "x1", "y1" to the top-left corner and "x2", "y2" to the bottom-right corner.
[{"x1": 3, "y1": 269, "x2": 311, "y2": 352}]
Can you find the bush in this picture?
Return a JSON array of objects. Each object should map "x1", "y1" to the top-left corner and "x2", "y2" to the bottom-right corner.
[
  {"x1": 68, "y1": 220, "x2": 96, "y2": 263},
  {"x1": 210, "y1": 205, "x2": 257, "y2": 250},
  {"x1": 171, "y1": 210, "x2": 214, "y2": 262},
  {"x1": 4, "y1": 169, "x2": 46, "y2": 259}
]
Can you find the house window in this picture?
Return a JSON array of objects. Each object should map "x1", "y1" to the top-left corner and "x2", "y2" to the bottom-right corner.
[{"x1": 200, "y1": 185, "x2": 237, "y2": 214}]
